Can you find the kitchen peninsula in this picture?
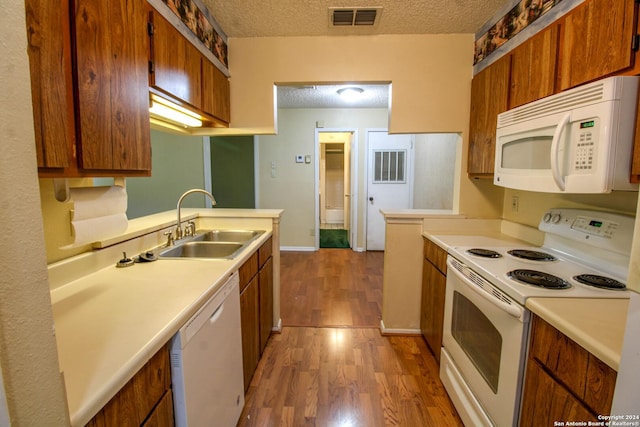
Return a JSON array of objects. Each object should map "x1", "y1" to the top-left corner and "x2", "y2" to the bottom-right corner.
[{"x1": 48, "y1": 208, "x2": 282, "y2": 426}]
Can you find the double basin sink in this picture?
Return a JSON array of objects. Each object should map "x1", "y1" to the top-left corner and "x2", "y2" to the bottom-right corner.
[{"x1": 159, "y1": 229, "x2": 265, "y2": 260}]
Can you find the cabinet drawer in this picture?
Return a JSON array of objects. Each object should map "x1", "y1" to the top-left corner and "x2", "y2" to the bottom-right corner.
[
  {"x1": 423, "y1": 238, "x2": 447, "y2": 274},
  {"x1": 258, "y1": 237, "x2": 273, "y2": 268},
  {"x1": 528, "y1": 315, "x2": 617, "y2": 415},
  {"x1": 529, "y1": 316, "x2": 589, "y2": 396},
  {"x1": 239, "y1": 252, "x2": 258, "y2": 292}
]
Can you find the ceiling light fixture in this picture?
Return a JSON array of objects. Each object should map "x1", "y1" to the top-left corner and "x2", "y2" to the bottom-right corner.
[
  {"x1": 337, "y1": 86, "x2": 364, "y2": 102},
  {"x1": 149, "y1": 94, "x2": 203, "y2": 128}
]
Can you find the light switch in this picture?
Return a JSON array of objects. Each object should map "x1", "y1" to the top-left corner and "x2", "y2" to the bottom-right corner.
[{"x1": 305, "y1": 155, "x2": 311, "y2": 164}]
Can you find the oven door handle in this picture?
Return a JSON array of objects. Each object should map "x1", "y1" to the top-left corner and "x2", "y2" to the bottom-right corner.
[{"x1": 447, "y1": 258, "x2": 524, "y2": 319}]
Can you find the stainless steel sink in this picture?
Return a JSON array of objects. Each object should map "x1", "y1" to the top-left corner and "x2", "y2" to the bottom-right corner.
[
  {"x1": 192, "y1": 229, "x2": 264, "y2": 243},
  {"x1": 159, "y1": 242, "x2": 244, "y2": 259}
]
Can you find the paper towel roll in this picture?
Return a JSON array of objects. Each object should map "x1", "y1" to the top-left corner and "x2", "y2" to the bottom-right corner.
[{"x1": 63, "y1": 186, "x2": 129, "y2": 247}]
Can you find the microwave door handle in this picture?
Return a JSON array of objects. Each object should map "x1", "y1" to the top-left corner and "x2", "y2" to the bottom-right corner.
[
  {"x1": 550, "y1": 113, "x2": 571, "y2": 191},
  {"x1": 446, "y1": 258, "x2": 524, "y2": 319}
]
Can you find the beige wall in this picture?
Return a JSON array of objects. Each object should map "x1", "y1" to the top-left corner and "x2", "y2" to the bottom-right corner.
[
  {"x1": 230, "y1": 34, "x2": 504, "y2": 226},
  {"x1": 0, "y1": 3, "x2": 69, "y2": 424},
  {"x1": 258, "y1": 108, "x2": 388, "y2": 249},
  {"x1": 501, "y1": 188, "x2": 639, "y2": 227},
  {"x1": 226, "y1": 35, "x2": 475, "y2": 134}
]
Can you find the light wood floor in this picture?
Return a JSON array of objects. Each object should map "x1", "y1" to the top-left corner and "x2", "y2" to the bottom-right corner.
[{"x1": 237, "y1": 249, "x2": 463, "y2": 427}]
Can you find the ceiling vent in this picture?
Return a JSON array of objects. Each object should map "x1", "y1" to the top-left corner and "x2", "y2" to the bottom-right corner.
[{"x1": 329, "y1": 7, "x2": 382, "y2": 27}]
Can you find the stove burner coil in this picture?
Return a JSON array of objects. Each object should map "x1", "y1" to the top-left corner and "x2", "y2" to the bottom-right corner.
[
  {"x1": 466, "y1": 248, "x2": 502, "y2": 258},
  {"x1": 507, "y1": 249, "x2": 557, "y2": 262},
  {"x1": 574, "y1": 274, "x2": 627, "y2": 290},
  {"x1": 507, "y1": 269, "x2": 571, "y2": 289}
]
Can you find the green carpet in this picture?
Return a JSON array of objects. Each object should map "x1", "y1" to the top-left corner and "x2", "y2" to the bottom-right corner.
[{"x1": 319, "y1": 229, "x2": 350, "y2": 248}]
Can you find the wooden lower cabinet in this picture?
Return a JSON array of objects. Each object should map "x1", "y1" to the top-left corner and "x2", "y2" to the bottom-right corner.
[
  {"x1": 240, "y1": 274, "x2": 260, "y2": 392},
  {"x1": 86, "y1": 345, "x2": 173, "y2": 426},
  {"x1": 520, "y1": 361, "x2": 595, "y2": 427},
  {"x1": 420, "y1": 238, "x2": 447, "y2": 363},
  {"x1": 519, "y1": 315, "x2": 617, "y2": 425},
  {"x1": 141, "y1": 392, "x2": 174, "y2": 427},
  {"x1": 259, "y1": 257, "x2": 274, "y2": 354},
  {"x1": 239, "y1": 238, "x2": 275, "y2": 391}
]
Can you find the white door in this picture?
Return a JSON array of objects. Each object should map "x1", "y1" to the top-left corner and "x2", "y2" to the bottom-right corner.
[{"x1": 366, "y1": 131, "x2": 413, "y2": 250}]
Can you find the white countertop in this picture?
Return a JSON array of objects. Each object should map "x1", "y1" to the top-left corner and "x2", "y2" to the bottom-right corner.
[
  {"x1": 526, "y1": 298, "x2": 629, "y2": 371},
  {"x1": 49, "y1": 209, "x2": 281, "y2": 426}
]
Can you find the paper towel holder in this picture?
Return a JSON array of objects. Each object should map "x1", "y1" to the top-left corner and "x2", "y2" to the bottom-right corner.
[{"x1": 53, "y1": 177, "x2": 126, "y2": 203}]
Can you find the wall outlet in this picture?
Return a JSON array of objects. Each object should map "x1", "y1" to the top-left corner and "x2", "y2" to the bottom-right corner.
[
  {"x1": 511, "y1": 195, "x2": 519, "y2": 213},
  {"x1": 295, "y1": 155, "x2": 304, "y2": 163}
]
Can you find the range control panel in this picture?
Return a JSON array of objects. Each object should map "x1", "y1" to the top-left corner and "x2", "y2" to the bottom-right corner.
[
  {"x1": 539, "y1": 208, "x2": 634, "y2": 255},
  {"x1": 571, "y1": 216, "x2": 618, "y2": 238}
]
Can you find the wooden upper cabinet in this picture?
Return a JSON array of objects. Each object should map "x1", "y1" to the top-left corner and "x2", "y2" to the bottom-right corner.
[
  {"x1": 25, "y1": 0, "x2": 74, "y2": 170},
  {"x1": 73, "y1": 0, "x2": 151, "y2": 172},
  {"x1": 468, "y1": 54, "x2": 511, "y2": 177},
  {"x1": 26, "y1": 0, "x2": 152, "y2": 176},
  {"x1": 149, "y1": 11, "x2": 202, "y2": 110},
  {"x1": 559, "y1": 0, "x2": 639, "y2": 91},
  {"x1": 510, "y1": 24, "x2": 559, "y2": 109},
  {"x1": 202, "y1": 59, "x2": 231, "y2": 124}
]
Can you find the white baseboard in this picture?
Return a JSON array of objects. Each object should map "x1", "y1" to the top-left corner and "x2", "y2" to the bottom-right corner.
[
  {"x1": 272, "y1": 318, "x2": 282, "y2": 332},
  {"x1": 379, "y1": 320, "x2": 421, "y2": 335},
  {"x1": 280, "y1": 246, "x2": 366, "y2": 252},
  {"x1": 280, "y1": 246, "x2": 316, "y2": 252}
]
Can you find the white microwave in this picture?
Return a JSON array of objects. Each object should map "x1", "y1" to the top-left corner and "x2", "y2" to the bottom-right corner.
[{"x1": 494, "y1": 76, "x2": 639, "y2": 193}]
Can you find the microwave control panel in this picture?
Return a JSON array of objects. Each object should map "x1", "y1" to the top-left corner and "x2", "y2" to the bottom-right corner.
[{"x1": 572, "y1": 119, "x2": 598, "y2": 173}]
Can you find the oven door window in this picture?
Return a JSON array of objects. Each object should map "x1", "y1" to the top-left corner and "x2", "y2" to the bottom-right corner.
[{"x1": 451, "y1": 291, "x2": 502, "y2": 393}]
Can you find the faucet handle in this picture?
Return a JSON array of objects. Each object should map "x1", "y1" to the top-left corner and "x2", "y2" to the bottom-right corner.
[
  {"x1": 185, "y1": 221, "x2": 196, "y2": 237},
  {"x1": 163, "y1": 230, "x2": 175, "y2": 246}
]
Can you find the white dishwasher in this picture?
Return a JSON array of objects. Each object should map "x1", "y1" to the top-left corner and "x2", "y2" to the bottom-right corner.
[{"x1": 170, "y1": 271, "x2": 245, "y2": 427}]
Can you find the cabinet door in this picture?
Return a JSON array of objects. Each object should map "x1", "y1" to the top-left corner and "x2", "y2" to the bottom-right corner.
[
  {"x1": 240, "y1": 276, "x2": 260, "y2": 392},
  {"x1": 133, "y1": 346, "x2": 171, "y2": 422},
  {"x1": 259, "y1": 257, "x2": 274, "y2": 354},
  {"x1": 510, "y1": 24, "x2": 559, "y2": 109},
  {"x1": 141, "y1": 391, "x2": 174, "y2": 427},
  {"x1": 202, "y1": 59, "x2": 230, "y2": 124},
  {"x1": 520, "y1": 361, "x2": 596, "y2": 427},
  {"x1": 150, "y1": 11, "x2": 202, "y2": 110},
  {"x1": 468, "y1": 55, "x2": 511, "y2": 176},
  {"x1": 25, "y1": 0, "x2": 74, "y2": 170},
  {"x1": 559, "y1": 0, "x2": 638, "y2": 90},
  {"x1": 420, "y1": 258, "x2": 446, "y2": 363},
  {"x1": 73, "y1": 0, "x2": 151, "y2": 172}
]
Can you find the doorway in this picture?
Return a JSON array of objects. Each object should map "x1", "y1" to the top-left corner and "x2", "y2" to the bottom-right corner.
[{"x1": 316, "y1": 130, "x2": 354, "y2": 249}]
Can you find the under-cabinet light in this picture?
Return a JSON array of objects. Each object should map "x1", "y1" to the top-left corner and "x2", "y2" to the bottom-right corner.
[{"x1": 149, "y1": 95, "x2": 203, "y2": 128}]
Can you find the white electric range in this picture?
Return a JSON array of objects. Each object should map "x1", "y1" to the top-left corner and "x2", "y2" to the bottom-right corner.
[
  {"x1": 448, "y1": 208, "x2": 633, "y2": 304},
  {"x1": 440, "y1": 208, "x2": 634, "y2": 427}
]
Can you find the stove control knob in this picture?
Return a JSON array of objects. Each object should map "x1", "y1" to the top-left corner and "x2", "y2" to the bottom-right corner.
[
  {"x1": 551, "y1": 214, "x2": 561, "y2": 224},
  {"x1": 543, "y1": 213, "x2": 552, "y2": 223}
]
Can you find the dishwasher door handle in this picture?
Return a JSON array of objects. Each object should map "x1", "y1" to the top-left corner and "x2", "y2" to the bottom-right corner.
[{"x1": 209, "y1": 303, "x2": 225, "y2": 324}]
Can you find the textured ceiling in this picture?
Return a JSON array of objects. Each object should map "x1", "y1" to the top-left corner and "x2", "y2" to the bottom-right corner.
[
  {"x1": 277, "y1": 84, "x2": 390, "y2": 109},
  {"x1": 202, "y1": 0, "x2": 506, "y2": 38}
]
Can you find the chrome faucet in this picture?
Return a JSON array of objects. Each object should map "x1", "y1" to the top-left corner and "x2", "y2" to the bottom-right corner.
[{"x1": 175, "y1": 189, "x2": 217, "y2": 240}]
